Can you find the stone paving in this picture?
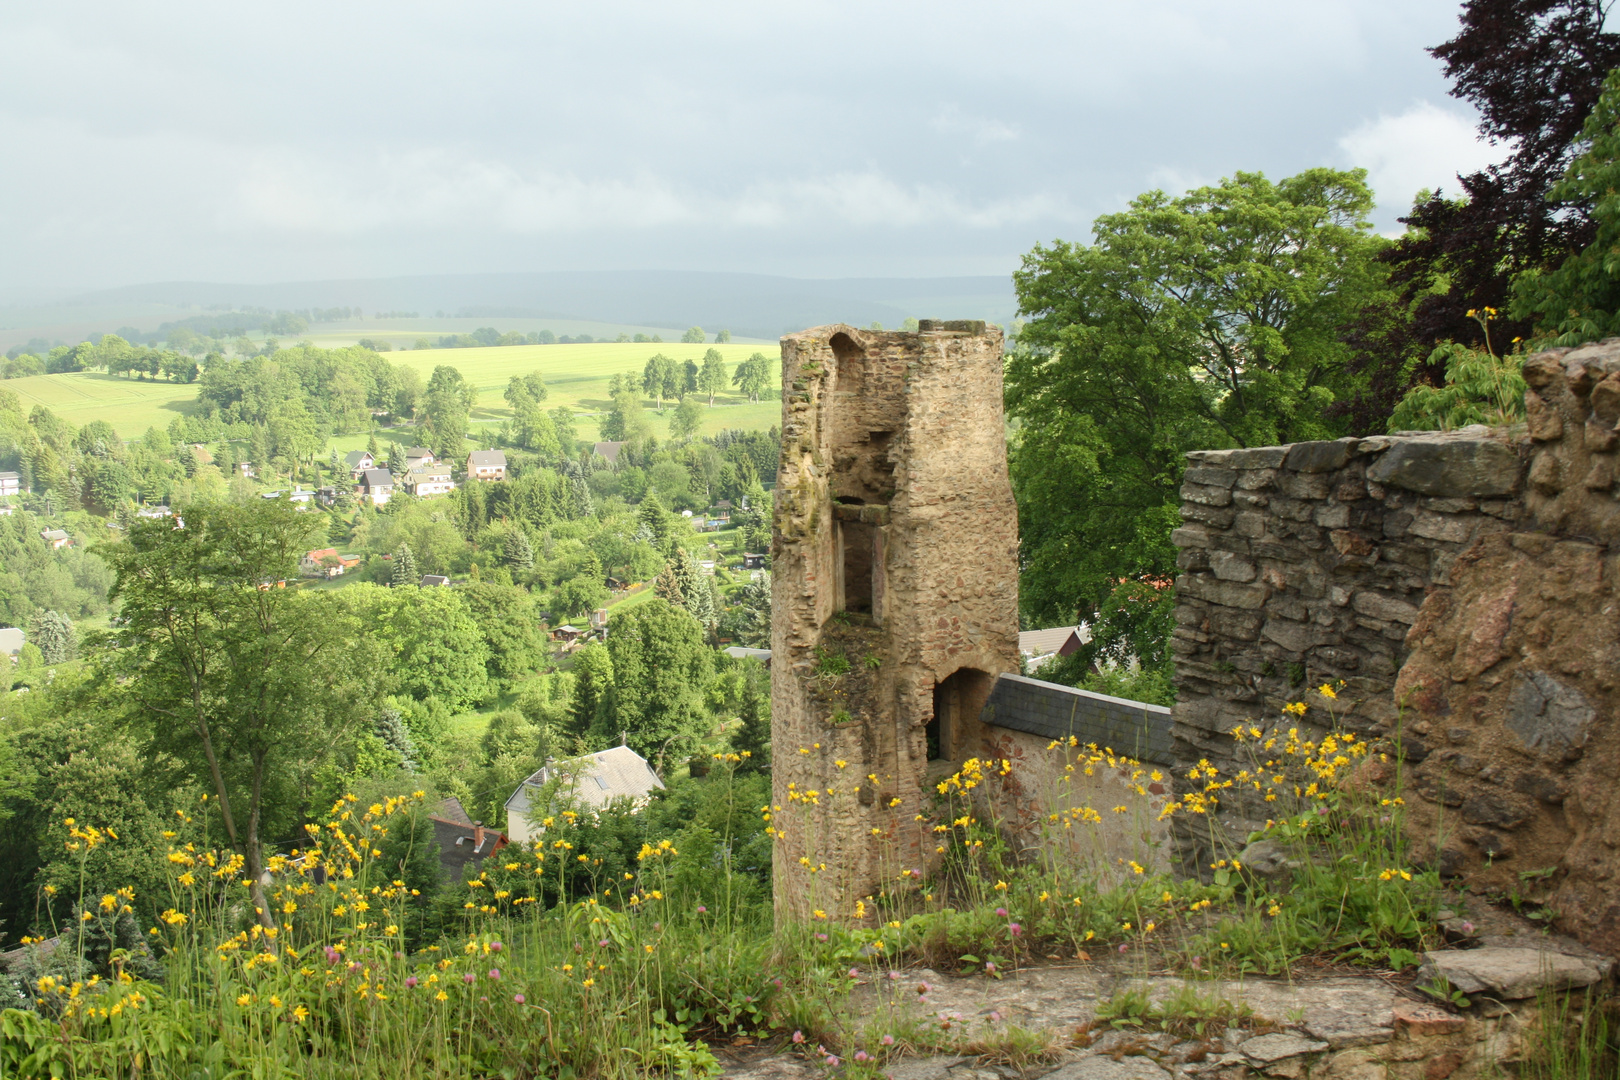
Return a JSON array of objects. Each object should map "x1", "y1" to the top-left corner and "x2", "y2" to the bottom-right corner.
[{"x1": 720, "y1": 939, "x2": 1606, "y2": 1080}]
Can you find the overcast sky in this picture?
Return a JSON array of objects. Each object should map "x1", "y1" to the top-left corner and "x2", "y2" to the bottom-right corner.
[{"x1": 2, "y1": 1, "x2": 1507, "y2": 291}]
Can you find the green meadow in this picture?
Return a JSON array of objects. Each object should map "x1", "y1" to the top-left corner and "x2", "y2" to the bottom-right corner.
[{"x1": 1, "y1": 340, "x2": 783, "y2": 445}]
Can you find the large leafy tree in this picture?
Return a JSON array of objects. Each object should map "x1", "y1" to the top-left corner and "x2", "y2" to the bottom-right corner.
[
  {"x1": 422, "y1": 365, "x2": 477, "y2": 459},
  {"x1": 1008, "y1": 168, "x2": 1384, "y2": 625},
  {"x1": 1514, "y1": 68, "x2": 1620, "y2": 342},
  {"x1": 1338, "y1": 0, "x2": 1620, "y2": 429},
  {"x1": 98, "y1": 502, "x2": 380, "y2": 929},
  {"x1": 598, "y1": 599, "x2": 712, "y2": 766}
]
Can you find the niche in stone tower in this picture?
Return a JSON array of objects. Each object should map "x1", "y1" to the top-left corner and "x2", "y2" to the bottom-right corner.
[
  {"x1": 829, "y1": 330, "x2": 895, "y2": 621},
  {"x1": 927, "y1": 667, "x2": 996, "y2": 761}
]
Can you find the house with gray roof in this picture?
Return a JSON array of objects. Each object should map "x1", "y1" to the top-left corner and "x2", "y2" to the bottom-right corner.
[
  {"x1": 466, "y1": 450, "x2": 507, "y2": 481},
  {"x1": 1017, "y1": 624, "x2": 1090, "y2": 673},
  {"x1": 505, "y1": 745, "x2": 664, "y2": 843},
  {"x1": 343, "y1": 450, "x2": 375, "y2": 479},
  {"x1": 359, "y1": 468, "x2": 396, "y2": 506}
]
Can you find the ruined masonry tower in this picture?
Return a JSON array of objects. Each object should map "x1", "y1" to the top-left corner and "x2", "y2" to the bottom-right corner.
[{"x1": 770, "y1": 321, "x2": 1020, "y2": 923}]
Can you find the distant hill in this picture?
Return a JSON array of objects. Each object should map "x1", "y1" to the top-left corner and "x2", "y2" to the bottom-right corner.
[{"x1": 46, "y1": 271, "x2": 1018, "y2": 341}]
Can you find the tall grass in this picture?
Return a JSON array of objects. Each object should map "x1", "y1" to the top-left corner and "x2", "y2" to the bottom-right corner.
[{"x1": 1, "y1": 689, "x2": 1449, "y2": 1077}]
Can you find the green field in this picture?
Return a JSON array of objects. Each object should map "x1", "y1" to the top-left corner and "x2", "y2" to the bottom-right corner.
[
  {"x1": 1, "y1": 340, "x2": 783, "y2": 445},
  {"x1": 2, "y1": 371, "x2": 198, "y2": 436}
]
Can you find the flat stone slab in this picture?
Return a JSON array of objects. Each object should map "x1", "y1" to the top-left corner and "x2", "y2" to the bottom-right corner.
[
  {"x1": 1237, "y1": 1032, "x2": 1328, "y2": 1064},
  {"x1": 1043, "y1": 1059, "x2": 1171, "y2": 1080},
  {"x1": 1420, "y1": 946, "x2": 1609, "y2": 999}
]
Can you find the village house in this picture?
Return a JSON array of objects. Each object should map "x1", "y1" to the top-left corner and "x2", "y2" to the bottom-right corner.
[
  {"x1": 427, "y1": 798, "x2": 507, "y2": 880},
  {"x1": 503, "y1": 745, "x2": 664, "y2": 844},
  {"x1": 359, "y1": 468, "x2": 395, "y2": 506},
  {"x1": 40, "y1": 529, "x2": 70, "y2": 550},
  {"x1": 550, "y1": 624, "x2": 586, "y2": 645},
  {"x1": 466, "y1": 449, "x2": 507, "y2": 481},
  {"x1": 300, "y1": 548, "x2": 361, "y2": 578},
  {"x1": 420, "y1": 574, "x2": 451, "y2": 587},
  {"x1": 405, "y1": 462, "x2": 456, "y2": 497},
  {"x1": 1017, "y1": 624, "x2": 1090, "y2": 673},
  {"x1": 0, "y1": 472, "x2": 19, "y2": 498},
  {"x1": 592, "y1": 440, "x2": 624, "y2": 465},
  {"x1": 404, "y1": 447, "x2": 435, "y2": 470},
  {"x1": 0, "y1": 627, "x2": 24, "y2": 659},
  {"x1": 136, "y1": 505, "x2": 172, "y2": 520},
  {"x1": 237, "y1": 462, "x2": 256, "y2": 478},
  {"x1": 343, "y1": 450, "x2": 375, "y2": 480}
]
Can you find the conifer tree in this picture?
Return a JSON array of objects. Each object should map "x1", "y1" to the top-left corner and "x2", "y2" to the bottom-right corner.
[
  {"x1": 731, "y1": 661, "x2": 770, "y2": 772},
  {"x1": 375, "y1": 703, "x2": 418, "y2": 771},
  {"x1": 637, "y1": 492, "x2": 669, "y2": 547},
  {"x1": 569, "y1": 473, "x2": 594, "y2": 519},
  {"x1": 392, "y1": 543, "x2": 418, "y2": 587},
  {"x1": 31, "y1": 609, "x2": 73, "y2": 665},
  {"x1": 504, "y1": 529, "x2": 535, "y2": 571},
  {"x1": 367, "y1": 430, "x2": 380, "y2": 460}
]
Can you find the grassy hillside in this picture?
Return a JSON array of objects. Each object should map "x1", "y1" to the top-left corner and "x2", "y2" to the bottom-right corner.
[
  {"x1": 2, "y1": 371, "x2": 197, "y2": 435},
  {"x1": 0, "y1": 340, "x2": 783, "y2": 444}
]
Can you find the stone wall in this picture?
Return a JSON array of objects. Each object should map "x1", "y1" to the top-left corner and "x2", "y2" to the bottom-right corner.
[
  {"x1": 770, "y1": 321, "x2": 1021, "y2": 923},
  {"x1": 1171, "y1": 337, "x2": 1620, "y2": 953},
  {"x1": 1170, "y1": 427, "x2": 1527, "y2": 872}
]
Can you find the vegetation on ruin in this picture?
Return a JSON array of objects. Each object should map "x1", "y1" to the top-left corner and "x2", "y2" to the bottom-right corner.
[{"x1": 0, "y1": 679, "x2": 1480, "y2": 1078}]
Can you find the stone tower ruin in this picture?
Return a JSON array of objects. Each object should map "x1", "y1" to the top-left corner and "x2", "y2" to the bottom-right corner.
[{"x1": 770, "y1": 321, "x2": 1020, "y2": 923}]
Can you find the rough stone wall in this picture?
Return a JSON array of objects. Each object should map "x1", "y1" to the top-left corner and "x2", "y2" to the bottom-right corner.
[
  {"x1": 1169, "y1": 428, "x2": 1528, "y2": 873},
  {"x1": 1397, "y1": 339, "x2": 1620, "y2": 954},
  {"x1": 771, "y1": 321, "x2": 1021, "y2": 923},
  {"x1": 1172, "y1": 337, "x2": 1620, "y2": 953}
]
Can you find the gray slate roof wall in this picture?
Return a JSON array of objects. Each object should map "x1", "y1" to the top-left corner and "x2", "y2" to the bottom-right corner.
[{"x1": 980, "y1": 673, "x2": 1174, "y2": 766}]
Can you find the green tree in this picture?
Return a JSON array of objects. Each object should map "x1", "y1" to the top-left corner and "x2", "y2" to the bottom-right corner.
[
  {"x1": 422, "y1": 365, "x2": 476, "y2": 460},
  {"x1": 343, "y1": 583, "x2": 490, "y2": 710},
  {"x1": 1007, "y1": 167, "x2": 1384, "y2": 625},
  {"x1": 459, "y1": 581, "x2": 544, "y2": 687},
  {"x1": 391, "y1": 542, "x2": 419, "y2": 586},
  {"x1": 503, "y1": 528, "x2": 535, "y2": 571},
  {"x1": 697, "y1": 349, "x2": 728, "y2": 405},
  {"x1": 600, "y1": 599, "x2": 712, "y2": 764},
  {"x1": 682, "y1": 327, "x2": 706, "y2": 344},
  {"x1": 1514, "y1": 66, "x2": 1620, "y2": 346},
  {"x1": 669, "y1": 396, "x2": 704, "y2": 441},
  {"x1": 643, "y1": 354, "x2": 676, "y2": 409},
  {"x1": 30, "y1": 609, "x2": 73, "y2": 664},
  {"x1": 636, "y1": 492, "x2": 669, "y2": 547},
  {"x1": 568, "y1": 642, "x2": 614, "y2": 739},
  {"x1": 98, "y1": 502, "x2": 378, "y2": 928},
  {"x1": 730, "y1": 659, "x2": 770, "y2": 771},
  {"x1": 715, "y1": 329, "x2": 732, "y2": 343},
  {"x1": 374, "y1": 703, "x2": 418, "y2": 771},
  {"x1": 732, "y1": 352, "x2": 772, "y2": 403}
]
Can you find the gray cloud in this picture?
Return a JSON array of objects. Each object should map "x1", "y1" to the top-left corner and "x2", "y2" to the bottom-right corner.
[{"x1": 1, "y1": 1, "x2": 1485, "y2": 290}]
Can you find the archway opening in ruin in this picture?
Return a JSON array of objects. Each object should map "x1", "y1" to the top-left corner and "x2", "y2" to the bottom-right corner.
[
  {"x1": 840, "y1": 519, "x2": 876, "y2": 613},
  {"x1": 928, "y1": 667, "x2": 996, "y2": 761}
]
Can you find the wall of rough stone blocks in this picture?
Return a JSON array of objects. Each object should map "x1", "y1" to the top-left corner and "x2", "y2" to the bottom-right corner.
[
  {"x1": 1172, "y1": 337, "x2": 1620, "y2": 953},
  {"x1": 1169, "y1": 428, "x2": 1527, "y2": 873},
  {"x1": 770, "y1": 321, "x2": 1021, "y2": 925}
]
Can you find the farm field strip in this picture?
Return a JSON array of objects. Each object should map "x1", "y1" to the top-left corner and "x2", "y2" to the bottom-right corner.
[{"x1": 0, "y1": 341, "x2": 783, "y2": 445}]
